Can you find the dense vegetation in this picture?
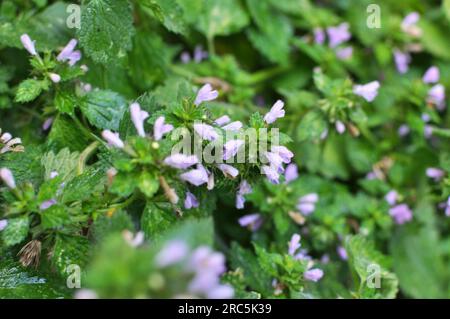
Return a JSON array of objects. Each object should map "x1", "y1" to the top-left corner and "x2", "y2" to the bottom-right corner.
[{"x1": 0, "y1": 0, "x2": 449, "y2": 299}]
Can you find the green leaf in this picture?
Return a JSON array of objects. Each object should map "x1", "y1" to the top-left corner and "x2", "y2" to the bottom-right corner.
[
  {"x1": 52, "y1": 234, "x2": 90, "y2": 276},
  {"x1": 141, "y1": 202, "x2": 177, "y2": 238},
  {"x1": 61, "y1": 168, "x2": 105, "y2": 203},
  {"x1": 92, "y1": 210, "x2": 134, "y2": 242},
  {"x1": 141, "y1": 0, "x2": 187, "y2": 34},
  {"x1": 40, "y1": 204, "x2": 70, "y2": 230},
  {"x1": 197, "y1": 0, "x2": 249, "y2": 39},
  {"x1": 78, "y1": 0, "x2": 135, "y2": 64},
  {"x1": 390, "y1": 225, "x2": 447, "y2": 298},
  {"x1": 41, "y1": 148, "x2": 79, "y2": 182},
  {"x1": 48, "y1": 115, "x2": 90, "y2": 152},
  {"x1": 138, "y1": 171, "x2": 159, "y2": 198},
  {"x1": 297, "y1": 110, "x2": 327, "y2": 142},
  {"x1": 80, "y1": 90, "x2": 127, "y2": 131},
  {"x1": 346, "y1": 235, "x2": 398, "y2": 299},
  {"x1": 54, "y1": 90, "x2": 76, "y2": 115},
  {"x1": 419, "y1": 20, "x2": 450, "y2": 60},
  {"x1": 15, "y1": 79, "x2": 49, "y2": 103},
  {"x1": 1, "y1": 216, "x2": 30, "y2": 247}
]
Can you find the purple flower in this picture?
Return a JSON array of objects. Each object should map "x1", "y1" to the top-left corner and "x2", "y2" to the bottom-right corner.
[
  {"x1": 297, "y1": 193, "x2": 319, "y2": 216},
  {"x1": 20, "y1": 34, "x2": 37, "y2": 56},
  {"x1": 304, "y1": 268, "x2": 324, "y2": 282},
  {"x1": 393, "y1": 49, "x2": 411, "y2": 74},
  {"x1": 0, "y1": 168, "x2": 16, "y2": 189},
  {"x1": 194, "y1": 45, "x2": 208, "y2": 63},
  {"x1": 0, "y1": 132, "x2": 11, "y2": 143},
  {"x1": 207, "y1": 171, "x2": 215, "y2": 190},
  {"x1": 426, "y1": 167, "x2": 445, "y2": 182},
  {"x1": 421, "y1": 113, "x2": 431, "y2": 123},
  {"x1": 424, "y1": 125, "x2": 433, "y2": 138},
  {"x1": 337, "y1": 246, "x2": 348, "y2": 260},
  {"x1": 49, "y1": 73, "x2": 61, "y2": 83},
  {"x1": 262, "y1": 165, "x2": 280, "y2": 184},
  {"x1": 188, "y1": 246, "x2": 226, "y2": 275},
  {"x1": 180, "y1": 52, "x2": 191, "y2": 64},
  {"x1": 156, "y1": 240, "x2": 189, "y2": 267},
  {"x1": 50, "y1": 171, "x2": 59, "y2": 179},
  {"x1": 193, "y1": 123, "x2": 218, "y2": 141},
  {"x1": 288, "y1": 233, "x2": 301, "y2": 256},
  {"x1": 423, "y1": 66, "x2": 440, "y2": 84},
  {"x1": 102, "y1": 130, "x2": 124, "y2": 149},
  {"x1": 335, "y1": 121, "x2": 346, "y2": 134},
  {"x1": 238, "y1": 213, "x2": 263, "y2": 231},
  {"x1": 184, "y1": 191, "x2": 199, "y2": 209},
  {"x1": 42, "y1": 117, "x2": 54, "y2": 131},
  {"x1": 223, "y1": 139, "x2": 244, "y2": 160},
  {"x1": 57, "y1": 39, "x2": 81, "y2": 66},
  {"x1": 217, "y1": 164, "x2": 239, "y2": 178},
  {"x1": 401, "y1": 12, "x2": 422, "y2": 37},
  {"x1": 154, "y1": 116, "x2": 173, "y2": 141},
  {"x1": 206, "y1": 285, "x2": 234, "y2": 299},
  {"x1": 385, "y1": 190, "x2": 398, "y2": 206},
  {"x1": 222, "y1": 121, "x2": 242, "y2": 131},
  {"x1": 398, "y1": 124, "x2": 410, "y2": 137},
  {"x1": 180, "y1": 165, "x2": 209, "y2": 186},
  {"x1": 214, "y1": 115, "x2": 230, "y2": 126},
  {"x1": 389, "y1": 204, "x2": 413, "y2": 225},
  {"x1": 336, "y1": 46, "x2": 353, "y2": 60},
  {"x1": 313, "y1": 28, "x2": 326, "y2": 45},
  {"x1": 265, "y1": 152, "x2": 284, "y2": 172},
  {"x1": 271, "y1": 145, "x2": 294, "y2": 164},
  {"x1": 40, "y1": 199, "x2": 56, "y2": 211},
  {"x1": 130, "y1": 102, "x2": 149, "y2": 137},
  {"x1": 326, "y1": 23, "x2": 351, "y2": 48},
  {"x1": 264, "y1": 100, "x2": 285, "y2": 124},
  {"x1": 194, "y1": 84, "x2": 218, "y2": 106},
  {"x1": 427, "y1": 84, "x2": 446, "y2": 110},
  {"x1": 284, "y1": 163, "x2": 298, "y2": 183},
  {"x1": 164, "y1": 154, "x2": 199, "y2": 169},
  {"x1": 353, "y1": 81, "x2": 380, "y2": 102},
  {"x1": 236, "y1": 180, "x2": 252, "y2": 209},
  {"x1": 445, "y1": 196, "x2": 450, "y2": 217},
  {"x1": 0, "y1": 219, "x2": 7, "y2": 231}
]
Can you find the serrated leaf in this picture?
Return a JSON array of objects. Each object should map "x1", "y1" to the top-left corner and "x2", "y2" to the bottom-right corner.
[
  {"x1": 48, "y1": 115, "x2": 90, "y2": 152},
  {"x1": 142, "y1": 0, "x2": 187, "y2": 34},
  {"x1": 78, "y1": 0, "x2": 135, "y2": 64},
  {"x1": 80, "y1": 90, "x2": 127, "y2": 131},
  {"x1": 52, "y1": 234, "x2": 90, "y2": 276},
  {"x1": 54, "y1": 90, "x2": 76, "y2": 115},
  {"x1": 41, "y1": 148, "x2": 79, "y2": 182},
  {"x1": 1, "y1": 216, "x2": 29, "y2": 247},
  {"x1": 15, "y1": 79, "x2": 49, "y2": 103},
  {"x1": 141, "y1": 202, "x2": 177, "y2": 238},
  {"x1": 61, "y1": 168, "x2": 105, "y2": 203},
  {"x1": 297, "y1": 110, "x2": 328, "y2": 142},
  {"x1": 40, "y1": 204, "x2": 70, "y2": 230},
  {"x1": 138, "y1": 171, "x2": 159, "y2": 198}
]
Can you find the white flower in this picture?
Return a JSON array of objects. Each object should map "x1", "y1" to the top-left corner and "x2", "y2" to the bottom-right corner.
[
  {"x1": 264, "y1": 100, "x2": 285, "y2": 124},
  {"x1": 130, "y1": 102, "x2": 149, "y2": 137},
  {"x1": 0, "y1": 168, "x2": 16, "y2": 189},
  {"x1": 101, "y1": 130, "x2": 124, "y2": 149},
  {"x1": 194, "y1": 84, "x2": 218, "y2": 106}
]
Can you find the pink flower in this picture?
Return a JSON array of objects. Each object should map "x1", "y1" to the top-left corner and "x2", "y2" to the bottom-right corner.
[
  {"x1": 264, "y1": 100, "x2": 285, "y2": 124},
  {"x1": 222, "y1": 121, "x2": 242, "y2": 131},
  {"x1": 49, "y1": 73, "x2": 61, "y2": 83},
  {"x1": 0, "y1": 219, "x2": 7, "y2": 231},
  {"x1": 401, "y1": 12, "x2": 422, "y2": 37},
  {"x1": 426, "y1": 167, "x2": 445, "y2": 182},
  {"x1": 423, "y1": 66, "x2": 440, "y2": 84},
  {"x1": 180, "y1": 165, "x2": 209, "y2": 186},
  {"x1": 327, "y1": 23, "x2": 351, "y2": 48},
  {"x1": 0, "y1": 168, "x2": 16, "y2": 189},
  {"x1": 288, "y1": 233, "x2": 301, "y2": 256},
  {"x1": 193, "y1": 123, "x2": 218, "y2": 141},
  {"x1": 337, "y1": 246, "x2": 348, "y2": 260},
  {"x1": 156, "y1": 240, "x2": 189, "y2": 267},
  {"x1": 223, "y1": 140, "x2": 244, "y2": 160},
  {"x1": 304, "y1": 268, "x2": 324, "y2": 282},
  {"x1": 389, "y1": 204, "x2": 413, "y2": 225},
  {"x1": 130, "y1": 103, "x2": 149, "y2": 137},
  {"x1": 236, "y1": 180, "x2": 252, "y2": 209},
  {"x1": 284, "y1": 163, "x2": 298, "y2": 183},
  {"x1": 353, "y1": 81, "x2": 380, "y2": 102},
  {"x1": 262, "y1": 165, "x2": 280, "y2": 184},
  {"x1": 101, "y1": 130, "x2": 124, "y2": 149},
  {"x1": 313, "y1": 28, "x2": 326, "y2": 45},
  {"x1": 427, "y1": 84, "x2": 446, "y2": 110},
  {"x1": 385, "y1": 190, "x2": 398, "y2": 206},
  {"x1": 154, "y1": 116, "x2": 173, "y2": 141},
  {"x1": 164, "y1": 154, "x2": 199, "y2": 169},
  {"x1": 57, "y1": 39, "x2": 81, "y2": 66},
  {"x1": 217, "y1": 164, "x2": 239, "y2": 178},
  {"x1": 184, "y1": 192, "x2": 199, "y2": 209},
  {"x1": 393, "y1": 49, "x2": 411, "y2": 74},
  {"x1": 238, "y1": 213, "x2": 263, "y2": 231},
  {"x1": 20, "y1": 34, "x2": 37, "y2": 56},
  {"x1": 194, "y1": 84, "x2": 218, "y2": 106},
  {"x1": 214, "y1": 115, "x2": 230, "y2": 126},
  {"x1": 336, "y1": 46, "x2": 353, "y2": 60},
  {"x1": 335, "y1": 121, "x2": 346, "y2": 134}
]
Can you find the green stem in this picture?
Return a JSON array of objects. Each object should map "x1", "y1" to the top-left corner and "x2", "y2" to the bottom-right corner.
[{"x1": 77, "y1": 141, "x2": 100, "y2": 175}]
